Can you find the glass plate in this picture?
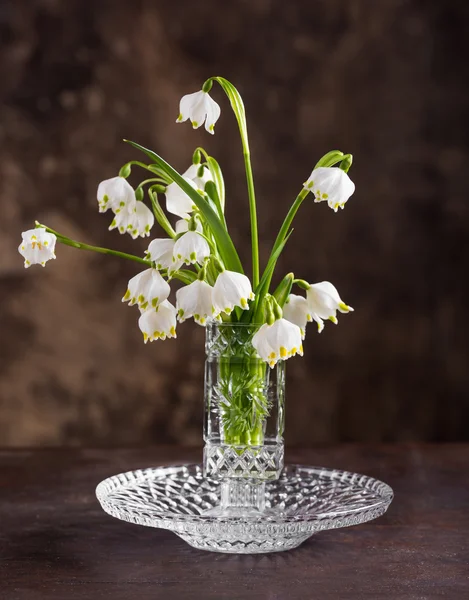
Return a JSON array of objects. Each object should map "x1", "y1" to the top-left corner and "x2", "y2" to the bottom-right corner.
[{"x1": 96, "y1": 464, "x2": 393, "y2": 554}]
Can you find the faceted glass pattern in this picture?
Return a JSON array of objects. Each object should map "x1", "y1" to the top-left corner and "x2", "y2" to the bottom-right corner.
[
  {"x1": 203, "y1": 323, "x2": 285, "y2": 481},
  {"x1": 96, "y1": 464, "x2": 394, "y2": 554}
]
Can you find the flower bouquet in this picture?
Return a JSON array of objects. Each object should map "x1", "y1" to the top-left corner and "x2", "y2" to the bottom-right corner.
[{"x1": 19, "y1": 77, "x2": 372, "y2": 551}]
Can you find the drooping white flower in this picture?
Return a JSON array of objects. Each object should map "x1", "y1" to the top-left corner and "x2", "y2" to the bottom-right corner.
[
  {"x1": 122, "y1": 268, "x2": 170, "y2": 310},
  {"x1": 304, "y1": 167, "x2": 355, "y2": 212},
  {"x1": 252, "y1": 319, "x2": 304, "y2": 368},
  {"x1": 109, "y1": 200, "x2": 154, "y2": 239},
  {"x1": 138, "y1": 300, "x2": 177, "y2": 343},
  {"x1": 183, "y1": 163, "x2": 213, "y2": 191},
  {"x1": 212, "y1": 271, "x2": 254, "y2": 316},
  {"x1": 173, "y1": 231, "x2": 210, "y2": 266},
  {"x1": 165, "y1": 178, "x2": 198, "y2": 219},
  {"x1": 306, "y1": 281, "x2": 354, "y2": 333},
  {"x1": 175, "y1": 218, "x2": 203, "y2": 235},
  {"x1": 283, "y1": 294, "x2": 312, "y2": 339},
  {"x1": 176, "y1": 90, "x2": 221, "y2": 134},
  {"x1": 146, "y1": 238, "x2": 175, "y2": 270},
  {"x1": 176, "y1": 279, "x2": 215, "y2": 325},
  {"x1": 97, "y1": 176, "x2": 135, "y2": 213},
  {"x1": 18, "y1": 228, "x2": 57, "y2": 268}
]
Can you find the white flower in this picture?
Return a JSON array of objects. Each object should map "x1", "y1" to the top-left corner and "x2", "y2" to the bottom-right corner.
[
  {"x1": 146, "y1": 238, "x2": 175, "y2": 270},
  {"x1": 252, "y1": 319, "x2": 303, "y2": 368},
  {"x1": 173, "y1": 231, "x2": 210, "y2": 266},
  {"x1": 97, "y1": 176, "x2": 135, "y2": 213},
  {"x1": 176, "y1": 279, "x2": 215, "y2": 325},
  {"x1": 122, "y1": 268, "x2": 170, "y2": 310},
  {"x1": 138, "y1": 300, "x2": 177, "y2": 343},
  {"x1": 165, "y1": 178, "x2": 198, "y2": 219},
  {"x1": 176, "y1": 90, "x2": 221, "y2": 134},
  {"x1": 212, "y1": 271, "x2": 254, "y2": 316},
  {"x1": 175, "y1": 218, "x2": 202, "y2": 234},
  {"x1": 109, "y1": 200, "x2": 154, "y2": 239},
  {"x1": 304, "y1": 167, "x2": 355, "y2": 212},
  {"x1": 283, "y1": 294, "x2": 312, "y2": 339},
  {"x1": 18, "y1": 228, "x2": 57, "y2": 268},
  {"x1": 183, "y1": 164, "x2": 213, "y2": 191},
  {"x1": 306, "y1": 281, "x2": 354, "y2": 333}
]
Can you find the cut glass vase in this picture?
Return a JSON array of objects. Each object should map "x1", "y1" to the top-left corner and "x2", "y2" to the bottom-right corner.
[{"x1": 203, "y1": 323, "x2": 285, "y2": 516}]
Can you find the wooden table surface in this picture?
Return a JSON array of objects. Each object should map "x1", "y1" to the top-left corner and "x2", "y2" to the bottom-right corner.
[{"x1": 0, "y1": 445, "x2": 468, "y2": 600}]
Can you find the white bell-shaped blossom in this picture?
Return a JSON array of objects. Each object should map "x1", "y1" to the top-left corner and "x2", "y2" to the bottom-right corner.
[
  {"x1": 122, "y1": 268, "x2": 170, "y2": 311},
  {"x1": 109, "y1": 200, "x2": 154, "y2": 239},
  {"x1": 212, "y1": 270, "x2": 254, "y2": 316},
  {"x1": 165, "y1": 178, "x2": 198, "y2": 219},
  {"x1": 176, "y1": 90, "x2": 221, "y2": 134},
  {"x1": 183, "y1": 164, "x2": 214, "y2": 191},
  {"x1": 176, "y1": 279, "x2": 215, "y2": 325},
  {"x1": 97, "y1": 176, "x2": 135, "y2": 213},
  {"x1": 252, "y1": 319, "x2": 304, "y2": 368},
  {"x1": 283, "y1": 294, "x2": 312, "y2": 339},
  {"x1": 146, "y1": 238, "x2": 175, "y2": 270},
  {"x1": 306, "y1": 281, "x2": 354, "y2": 333},
  {"x1": 304, "y1": 167, "x2": 355, "y2": 212},
  {"x1": 138, "y1": 300, "x2": 177, "y2": 343},
  {"x1": 173, "y1": 231, "x2": 210, "y2": 266},
  {"x1": 18, "y1": 228, "x2": 57, "y2": 268}
]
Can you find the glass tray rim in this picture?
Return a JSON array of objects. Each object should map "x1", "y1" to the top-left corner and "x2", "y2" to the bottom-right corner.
[{"x1": 96, "y1": 463, "x2": 394, "y2": 527}]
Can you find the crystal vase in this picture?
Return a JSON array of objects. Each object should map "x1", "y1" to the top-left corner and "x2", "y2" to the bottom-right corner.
[{"x1": 203, "y1": 322, "x2": 285, "y2": 516}]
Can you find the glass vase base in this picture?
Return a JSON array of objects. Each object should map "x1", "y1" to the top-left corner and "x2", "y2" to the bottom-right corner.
[
  {"x1": 96, "y1": 464, "x2": 394, "y2": 555},
  {"x1": 203, "y1": 443, "x2": 284, "y2": 480}
]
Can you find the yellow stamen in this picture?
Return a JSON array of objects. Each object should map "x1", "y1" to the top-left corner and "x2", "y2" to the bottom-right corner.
[{"x1": 280, "y1": 346, "x2": 287, "y2": 358}]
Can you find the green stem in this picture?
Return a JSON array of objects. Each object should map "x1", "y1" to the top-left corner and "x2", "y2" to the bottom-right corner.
[
  {"x1": 122, "y1": 160, "x2": 172, "y2": 183},
  {"x1": 36, "y1": 222, "x2": 152, "y2": 267},
  {"x1": 136, "y1": 178, "x2": 167, "y2": 191},
  {"x1": 210, "y1": 77, "x2": 259, "y2": 287},
  {"x1": 261, "y1": 188, "x2": 309, "y2": 294}
]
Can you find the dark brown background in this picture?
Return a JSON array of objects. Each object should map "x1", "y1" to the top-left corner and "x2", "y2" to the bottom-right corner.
[{"x1": 0, "y1": 0, "x2": 468, "y2": 446}]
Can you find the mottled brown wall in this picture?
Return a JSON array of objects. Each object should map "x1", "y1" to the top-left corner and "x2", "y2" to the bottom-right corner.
[{"x1": 0, "y1": 0, "x2": 468, "y2": 446}]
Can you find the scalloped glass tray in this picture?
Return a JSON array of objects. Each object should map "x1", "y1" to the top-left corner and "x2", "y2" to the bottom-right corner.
[{"x1": 96, "y1": 464, "x2": 393, "y2": 554}]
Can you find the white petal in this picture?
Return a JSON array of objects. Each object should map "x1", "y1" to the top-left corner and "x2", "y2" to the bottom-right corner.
[
  {"x1": 253, "y1": 319, "x2": 303, "y2": 367},
  {"x1": 18, "y1": 228, "x2": 57, "y2": 268},
  {"x1": 146, "y1": 238, "x2": 175, "y2": 269},
  {"x1": 176, "y1": 279, "x2": 214, "y2": 325},
  {"x1": 183, "y1": 164, "x2": 213, "y2": 191},
  {"x1": 212, "y1": 271, "x2": 254, "y2": 315},
  {"x1": 306, "y1": 281, "x2": 353, "y2": 325},
  {"x1": 304, "y1": 167, "x2": 355, "y2": 210},
  {"x1": 165, "y1": 178, "x2": 197, "y2": 219},
  {"x1": 177, "y1": 91, "x2": 205, "y2": 123},
  {"x1": 130, "y1": 202, "x2": 154, "y2": 239},
  {"x1": 138, "y1": 300, "x2": 177, "y2": 342},
  {"x1": 283, "y1": 294, "x2": 311, "y2": 339},
  {"x1": 173, "y1": 231, "x2": 210, "y2": 265},
  {"x1": 97, "y1": 177, "x2": 135, "y2": 213},
  {"x1": 123, "y1": 268, "x2": 170, "y2": 310},
  {"x1": 203, "y1": 93, "x2": 221, "y2": 134}
]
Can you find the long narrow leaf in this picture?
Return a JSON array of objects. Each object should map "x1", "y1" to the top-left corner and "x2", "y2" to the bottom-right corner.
[
  {"x1": 125, "y1": 140, "x2": 244, "y2": 274},
  {"x1": 206, "y1": 156, "x2": 225, "y2": 210}
]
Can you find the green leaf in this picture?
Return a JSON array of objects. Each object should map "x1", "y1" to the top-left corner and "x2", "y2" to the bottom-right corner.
[
  {"x1": 206, "y1": 156, "x2": 225, "y2": 210},
  {"x1": 273, "y1": 272, "x2": 294, "y2": 308},
  {"x1": 125, "y1": 140, "x2": 244, "y2": 274},
  {"x1": 205, "y1": 181, "x2": 226, "y2": 226},
  {"x1": 314, "y1": 150, "x2": 345, "y2": 169}
]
